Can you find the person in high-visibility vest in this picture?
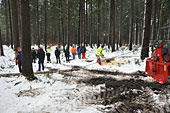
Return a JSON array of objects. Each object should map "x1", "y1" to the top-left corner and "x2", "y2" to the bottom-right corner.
[
  {"x1": 46, "y1": 46, "x2": 51, "y2": 63},
  {"x1": 95, "y1": 45, "x2": 104, "y2": 65}
]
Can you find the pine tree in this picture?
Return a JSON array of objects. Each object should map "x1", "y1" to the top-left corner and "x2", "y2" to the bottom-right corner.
[
  {"x1": 21, "y1": 0, "x2": 34, "y2": 80},
  {"x1": 141, "y1": 0, "x2": 152, "y2": 60}
]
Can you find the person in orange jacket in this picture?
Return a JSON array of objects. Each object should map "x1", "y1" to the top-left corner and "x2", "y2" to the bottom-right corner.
[
  {"x1": 15, "y1": 47, "x2": 22, "y2": 73},
  {"x1": 71, "y1": 45, "x2": 77, "y2": 59}
]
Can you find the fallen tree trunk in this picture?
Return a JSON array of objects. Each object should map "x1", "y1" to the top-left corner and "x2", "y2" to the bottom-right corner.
[{"x1": 0, "y1": 68, "x2": 80, "y2": 77}]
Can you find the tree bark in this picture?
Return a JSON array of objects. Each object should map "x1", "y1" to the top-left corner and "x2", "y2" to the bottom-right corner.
[
  {"x1": 44, "y1": 0, "x2": 47, "y2": 50},
  {"x1": 11, "y1": 0, "x2": 20, "y2": 51},
  {"x1": 90, "y1": 0, "x2": 92, "y2": 48},
  {"x1": 58, "y1": 0, "x2": 61, "y2": 45},
  {"x1": 60, "y1": 0, "x2": 65, "y2": 51},
  {"x1": 85, "y1": 0, "x2": 88, "y2": 44},
  {"x1": 141, "y1": 0, "x2": 152, "y2": 60},
  {"x1": 7, "y1": 0, "x2": 13, "y2": 49},
  {"x1": 135, "y1": 1, "x2": 139, "y2": 45},
  {"x1": 157, "y1": 0, "x2": 164, "y2": 39},
  {"x1": 168, "y1": 19, "x2": 170, "y2": 40},
  {"x1": 36, "y1": 0, "x2": 40, "y2": 46},
  {"x1": 111, "y1": 0, "x2": 115, "y2": 52},
  {"x1": 152, "y1": 0, "x2": 158, "y2": 40},
  {"x1": 80, "y1": 0, "x2": 84, "y2": 44},
  {"x1": 129, "y1": 0, "x2": 134, "y2": 50},
  {"x1": 0, "y1": 27, "x2": 5, "y2": 56},
  {"x1": 67, "y1": 0, "x2": 71, "y2": 46},
  {"x1": 109, "y1": 1, "x2": 112, "y2": 49},
  {"x1": 5, "y1": 0, "x2": 10, "y2": 46},
  {"x1": 119, "y1": 0, "x2": 123, "y2": 47},
  {"x1": 21, "y1": 0, "x2": 34, "y2": 79},
  {"x1": 97, "y1": 0, "x2": 101, "y2": 47}
]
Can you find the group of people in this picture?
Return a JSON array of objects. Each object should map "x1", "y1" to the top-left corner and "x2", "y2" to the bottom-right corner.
[
  {"x1": 65, "y1": 44, "x2": 86, "y2": 63},
  {"x1": 15, "y1": 46, "x2": 46, "y2": 73},
  {"x1": 15, "y1": 44, "x2": 104, "y2": 73}
]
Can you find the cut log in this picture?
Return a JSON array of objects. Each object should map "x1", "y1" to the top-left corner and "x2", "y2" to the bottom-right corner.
[
  {"x1": 0, "y1": 68, "x2": 80, "y2": 77},
  {"x1": 59, "y1": 68, "x2": 80, "y2": 73},
  {"x1": 101, "y1": 58, "x2": 128, "y2": 66}
]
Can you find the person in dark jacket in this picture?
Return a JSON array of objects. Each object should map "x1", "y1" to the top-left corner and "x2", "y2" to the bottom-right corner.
[
  {"x1": 15, "y1": 47, "x2": 22, "y2": 73},
  {"x1": 31, "y1": 48, "x2": 37, "y2": 63},
  {"x1": 65, "y1": 46, "x2": 70, "y2": 63},
  {"x1": 81, "y1": 44, "x2": 86, "y2": 59},
  {"x1": 37, "y1": 47, "x2": 45, "y2": 71},
  {"x1": 77, "y1": 45, "x2": 81, "y2": 59},
  {"x1": 55, "y1": 47, "x2": 61, "y2": 64}
]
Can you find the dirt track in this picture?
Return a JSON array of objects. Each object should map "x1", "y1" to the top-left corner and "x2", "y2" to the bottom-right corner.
[
  {"x1": 2, "y1": 66, "x2": 170, "y2": 112},
  {"x1": 73, "y1": 69, "x2": 170, "y2": 113}
]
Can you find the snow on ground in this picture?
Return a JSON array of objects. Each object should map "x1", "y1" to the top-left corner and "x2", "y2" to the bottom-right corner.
[{"x1": 0, "y1": 45, "x2": 166, "y2": 113}]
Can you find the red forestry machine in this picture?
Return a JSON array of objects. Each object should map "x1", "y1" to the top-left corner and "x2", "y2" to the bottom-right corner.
[
  {"x1": 145, "y1": 26, "x2": 170, "y2": 84},
  {"x1": 145, "y1": 40, "x2": 170, "y2": 84}
]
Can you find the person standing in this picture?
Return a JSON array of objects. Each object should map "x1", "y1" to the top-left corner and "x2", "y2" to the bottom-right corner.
[
  {"x1": 31, "y1": 48, "x2": 37, "y2": 63},
  {"x1": 95, "y1": 45, "x2": 104, "y2": 65},
  {"x1": 65, "y1": 46, "x2": 70, "y2": 63},
  {"x1": 37, "y1": 47, "x2": 45, "y2": 71},
  {"x1": 81, "y1": 44, "x2": 86, "y2": 59},
  {"x1": 46, "y1": 46, "x2": 51, "y2": 63},
  {"x1": 55, "y1": 47, "x2": 61, "y2": 64},
  {"x1": 71, "y1": 45, "x2": 77, "y2": 59},
  {"x1": 15, "y1": 47, "x2": 22, "y2": 73},
  {"x1": 77, "y1": 45, "x2": 81, "y2": 59}
]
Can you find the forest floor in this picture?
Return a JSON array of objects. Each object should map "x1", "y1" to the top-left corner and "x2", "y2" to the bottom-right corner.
[{"x1": 1, "y1": 45, "x2": 170, "y2": 113}]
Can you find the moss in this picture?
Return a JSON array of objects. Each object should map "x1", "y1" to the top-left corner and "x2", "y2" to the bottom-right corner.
[{"x1": 22, "y1": 73, "x2": 37, "y2": 81}]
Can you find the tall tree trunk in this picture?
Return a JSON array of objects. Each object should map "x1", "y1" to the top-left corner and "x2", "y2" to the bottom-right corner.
[
  {"x1": 21, "y1": 0, "x2": 34, "y2": 79},
  {"x1": 168, "y1": 19, "x2": 170, "y2": 39},
  {"x1": 60, "y1": 0, "x2": 65, "y2": 51},
  {"x1": 152, "y1": 0, "x2": 158, "y2": 40},
  {"x1": 5, "y1": 0, "x2": 10, "y2": 46},
  {"x1": 18, "y1": 0, "x2": 22, "y2": 46},
  {"x1": 67, "y1": 0, "x2": 71, "y2": 46},
  {"x1": 141, "y1": 0, "x2": 152, "y2": 60},
  {"x1": 139, "y1": 2, "x2": 144, "y2": 46},
  {"x1": 36, "y1": 0, "x2": 40, "y2": 46},
  {"x1": 129, "y1": 0, "x2": 134, "y2": 50},
  {"x1": 80, "y1": 0, "x2": 84, "y2": 44},
  {"x1": 90, "y1": 0, "x2": 92, "y2": 48},
  {"x1": 0, "y1": 27, "x2": 5, "y2": 56},
  {"x1": 83, "y1": 0, "x2": 85, "y2": 44},
  {"x1": 11, "y1": 0, "x2": 19, "y2": 51},
  {"x1": 58, "y1": 0, "x2": 61, "y2": 45},
  {"x1": 119, "y1": 0, "x2": 123, "y2": 47},
  {"x1": 135, "y1": 1, "x2": 139, "y2": 45},
  {"x1": 109, "y1": 1, "x2": 112, "y2": 49},
  {"x1": 157, "y1": 0, "x2": 164, "y2": 39},
  {"x1": 97, "y1": 0, "x2": 101, "y2": 47},
  {"x1": 103, "y1": 0, "x2": 106, "y2": 44},
  {"x1": 111, "y1": 0, "x2": 115, "y2": 52},
  {"x1": 44, "y1": 0, "x2": 47, "y2": 51},
  {"x1": 8, "y1": 0, "x2": 13, "y2": 49},
  {"x1": 85, "y1": 0, "x2": 88, "y2": 44},
  {"x1": 78, "y1": 2, "x2": 80, "y2": 45}
]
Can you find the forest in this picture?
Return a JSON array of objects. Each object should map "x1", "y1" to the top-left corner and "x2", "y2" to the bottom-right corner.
[
  {"x1": 1, "y1": 0, "x2": 170, "y2": 112},
  {"x1": 0, "y1": 0, "x2": 169, "y2": 77}
]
